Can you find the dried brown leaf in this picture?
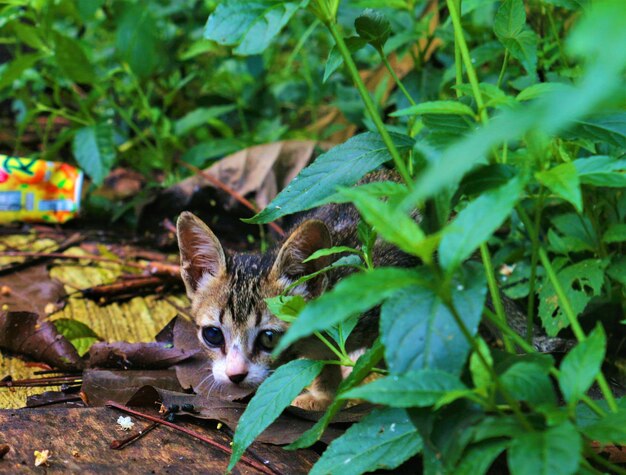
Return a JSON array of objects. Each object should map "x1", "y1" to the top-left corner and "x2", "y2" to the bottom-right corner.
[{"x1": 0, "y1": 311, "x2": 81, "y2": 370}]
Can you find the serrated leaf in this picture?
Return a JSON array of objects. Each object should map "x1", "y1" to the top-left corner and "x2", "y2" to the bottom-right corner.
[
  {"x1": 246, "y1": 132, "x2": 413, "y2": 224},
  {"x1": 456, "y1": 440, "x2": 509, "y2": 475},
  {"x1": 581, "y1": 408, "x2": 626, "y2": 444},
  {"x1": 558, "y1": 324, "x2": 606, "y2": 404},
  {"x1": 323, "y1": 36, "x2": 367, "y2": 83},
  {"x1": 339, "y1": 187, "x2": 437, "y2": 263},
  {"x1": 341, "y1": 370, "x2": 465, "y2": 407},
  {"x1": 501, "y1": 361, "x2": 557, "y2": 406},
  {"x1": 54, "y1": 33, "x2": 95, "y2": 84},
  {"x1": 228, "y1": 359, "x2": 325, "y2": 471},
  {"x1": 508, "y1": 421, "x2": 582, "y2": 475},
  {"x1": 392, "y1": 100, "x2": 476, "y2": 118},
  {"x1": 274, "y1": 267, "x2": 427, "y2": 355},
  {"x1": 287, "y1": 340, "x2": 385, "y2": 450},
  {"x1": 459, "y1": 164, "x2": 517, "y2": 196},
  {"x1": 204, "y1": 0, "x2": 302, "y2": 55},
  {"x1": 439, "y1": 176, "x2": 525, "y2": 272},
  {"x1": 72, "y1": 123, "x2": 116, "y2": 186},
  {"x1": 501, "y1": 30, "x2": 538, "y2": 75},
  {"x1": 535, "y1": 162, "x2": 582, "y2": 212},
  {"x1": 381, "y1": 262, "x2": 487, "y2": 376},
  {"x1": 53, "y1": 318, "x2": 100, "y2": 357},
  {"x1": 310, "y1": 408, "x2": 422, "y2": 475},
  {"x1": 494, "y1": 0, "x2": 525, "y2": 39},
  {"x1": 573, "y1": 156, "x2": 626, "y2": 187},
  {"x1": 516, "y1": 83, "x2": 569, "y2": 102},
  {"x1": 604, "y1": 224, "x2": 626, "y2": 243},
  {"x1": 538, "y1": 259, "x2": 605, "y2": 336},
  {"x1": 566, "y1": 113, "x2": 626, "y2": 149},
  {"x1": 354, "y1": 8, "x2": 391, "y2": 49},
  {"x1": 265, "y1": 295, "x2": 306, "y2": 323}
]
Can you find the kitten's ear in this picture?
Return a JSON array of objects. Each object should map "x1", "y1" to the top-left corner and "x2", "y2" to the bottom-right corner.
[
  {"x1": 272, "y1": 220, "x2": 332, "y2": 295},
  {"x1": 176, "y1": 212, "x2": 226, "y2": 297}
]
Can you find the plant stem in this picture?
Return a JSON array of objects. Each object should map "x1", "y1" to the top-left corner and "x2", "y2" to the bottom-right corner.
[
  {"x1": 444, "y1": 298, "x2": 533, "y2": 431},
  {"x1": 497, "y1": 49, "x2": 509, "y2": 89},
  {"x1": 326, "y1": 22, "x2": 412, "y2": 187},
  {"x1": 380, "y1": 53, "x2": 416, "y2": 106},
  {"x1": 538, "y1": 247, "x2": 618, "y2": 413},
  {"x1": 315, "y1": 332, "x2": 351, "y2": 364},
  {"x1": 446, "y1": 0, "x2": 488, "y2": 124},
  {"x1": 483, "y1": 308, "x2": 606, "y2": 418},
  {"x1": 452, "y1": 0, "x2": 463, "y2": 98},
  {"x1": 480, "y1": 243, "x2": 515, "y2": 353}
]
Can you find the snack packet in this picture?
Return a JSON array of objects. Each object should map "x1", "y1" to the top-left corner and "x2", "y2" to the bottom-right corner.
[{"x1": 0, "y1": 155, "x2": 83, "y2": 224}]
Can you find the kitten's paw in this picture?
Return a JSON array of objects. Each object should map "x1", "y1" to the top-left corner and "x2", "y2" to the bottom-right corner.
[{"x1": 292, "y1": 392, "x2": 332, "y2": 411}]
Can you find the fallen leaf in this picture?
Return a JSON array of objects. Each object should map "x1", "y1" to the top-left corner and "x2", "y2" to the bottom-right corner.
[
  {"x1": 80, "y1": 369, "x2": 182, "y2": 406},
  {"x1": 86, "y1": 342, "x2": 198, "y2": 369},
  {"x1": 0, "y1": 265, "x2": 66, "y2": 315},
  {"x1": 0, "y1": 311, "x2": 82, "y2": 370}
]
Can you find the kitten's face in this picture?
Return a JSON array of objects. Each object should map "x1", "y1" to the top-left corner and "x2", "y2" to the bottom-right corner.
[{"x1": 176, "y1": 212, "x2": 331, "y2": 400}]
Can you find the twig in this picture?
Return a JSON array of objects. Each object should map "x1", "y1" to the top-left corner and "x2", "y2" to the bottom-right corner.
[
  {"x1": 27, "y1": 395, "x2": 83, "y2": 408},
  {"x1": 176, "y1": 159, "x2": 285, "y2": 237},
  {"x1": 0, "y1": 233, "x2": 84, "y2": 275},
  {"x1": 110, "y1": 421, "x2": 159, "y2": 450},
  {"x1": 106, "y1": 401, "x2": 279, "y2": 475},
  {"x1": 0, "y1": 375, "x2": 82, "y2": 388}
]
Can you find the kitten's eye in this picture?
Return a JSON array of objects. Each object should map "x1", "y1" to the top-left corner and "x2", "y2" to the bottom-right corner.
[
  {"x1": 202, "y1": 326, "x2": 224, "y2": 347},
  {"x1": 257, "y1": 330, "x2": 282, "y2": 352}
]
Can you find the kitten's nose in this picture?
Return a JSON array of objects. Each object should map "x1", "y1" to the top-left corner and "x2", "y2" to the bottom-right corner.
[{"x1": 228, "y1": 372, "x2": 248, "y2": 384}]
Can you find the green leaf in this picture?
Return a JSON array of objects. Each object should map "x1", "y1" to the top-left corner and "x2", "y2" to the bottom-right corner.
[
  {"x1": 338, "y1": 187, "x2": 438, "y2": 263},
  {"x1": 581, "y1": 408, "x2": 626, "y2": 444},
  {"x1": 180, "y1": 139, "x2": 244, "y2": 167},
  {"x1": 494, "y1": 0, "x2": 525, "y2": 39},
  {"x1": 538, "y1": 259, "x2": 605, "y2": 336},
  {"x1": 566, "y1": 113, "x2": 626, "y2": 149},
  {"x1": 204, "y1": 0, "x2": 302, "y2": 55},
  {"x1": 516, "y1": 83, "x2": 569, "y2": 102},
  {"x1": 392, "y1": 101, "x2": 476, "y2": 118},
  {"x1": 174, "y1": 106, "x2": 237, "y2": 137},
  {"x1": 501, "y1": 30, "x2": 538, "y2": 75},
  {"x1": 607, "y1": 257, "x2": 626, "y2": 287},
  {"x1": 53, "y1": 318, "x2": 100, "y2": 357},
  {"x1": 54, "y1": 33, "x2": 95, "y2": 84},
  {"x1": 342, "y1": 370, "x2": 465, "y2": 407},
  {"x1": 310, "y1": 408, "x2": 422, "y2": 475},
  {"x1": 303, "y1": 246, "x2": 360, "y2": 263},
  {"x1": 459, "y1": 164, "x2": 517, "y2": 196},
  {"x1": 273, "y1": 267, "x2": 426, "y2": 355},
  {"x1": 265, "y1": 295, "x2": 306, "y2": 323},
  {"x1": 354, "y1": 8, "x2": 391, "y2": 50},
  {"x1": 456, "y1": 440, "x2": 509, "y2": 475},
  {"x1": 0, "y1": 53, "x2": 43, "y2": 91},
  {"x1": 508, "y1": 421, "x2": 582, "y2": 475},
  {"x1": 115, "y1": 4, "x2": 160, "y2": 78},
  {"x1": 470, "y1": 338, "x2": 493, "y2": 392},
  {"x1": 324, "y1": 37, "x2": 367, "y2": 83},
  {"x1": 501, "y1": 361, "x2": 557, "y2": 406},
  {"x1": 558, "y1": 324, "x2": 606, "y2": 404},
  {"x1": 535, "y1": 162, "x2": 582, "y2": 212},
  {"x1": 439, "y1": 176, "x2": 525, "y2": 272},
  {"x1": 287, "y1": 340, "x2": 385, "y2": 450},
  {"x1": 381, "y1": 262, "x2": 487, "y2": 376},
  {"x1": 573, "y1": 156, "x2": 626, "y2": 187},
  {"x1": 246, "y1": 132, "x2": 414, "y2": 224},
  {"x1": 72, "y1": 123, "x2": 116, "y2": 186},
  {"x1": 603, "y1": 224, "x2": 626, "y2": 244},
  {"x1": 228, "y1": 359, "x2": 325, "y2": 471}
]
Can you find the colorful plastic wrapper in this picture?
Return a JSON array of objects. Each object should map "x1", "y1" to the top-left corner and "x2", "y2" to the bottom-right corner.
[{"x1": 0, "y1": 155, "x2": 84, "y2": 224}]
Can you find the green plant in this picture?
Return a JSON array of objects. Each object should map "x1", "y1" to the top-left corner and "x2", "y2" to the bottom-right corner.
[{"x1": 204, "y1": 0, "x2": 626, "y2": 473}]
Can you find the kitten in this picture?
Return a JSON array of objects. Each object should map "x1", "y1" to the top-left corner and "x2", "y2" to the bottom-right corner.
[{"x1": 176, "y1": 171, "x2": 416, "y2": 410}]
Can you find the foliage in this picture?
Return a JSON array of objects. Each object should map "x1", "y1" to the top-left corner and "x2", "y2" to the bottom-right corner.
[{"x1": 3, "y1": 0, "x2": 626, "y2": 473}]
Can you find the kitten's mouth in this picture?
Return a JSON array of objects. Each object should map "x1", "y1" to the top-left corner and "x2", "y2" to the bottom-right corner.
[{"x1": 207, "y1": 381, "x2": 257, "y2": 400}]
